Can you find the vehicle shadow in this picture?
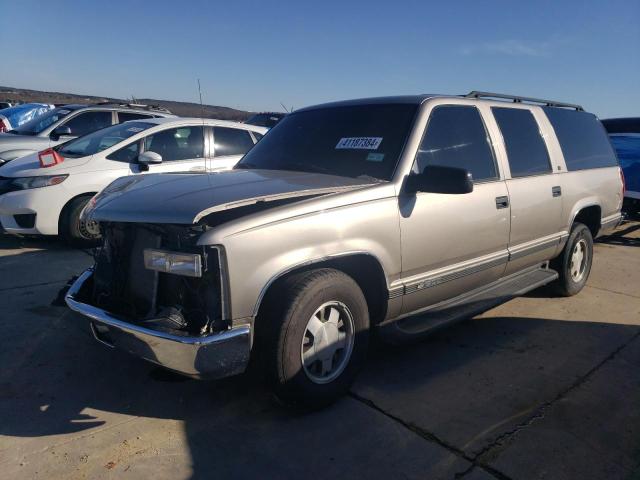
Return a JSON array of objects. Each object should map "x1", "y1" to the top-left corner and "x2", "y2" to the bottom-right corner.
[
  {"x1": 597, "y1": 222, "x2": 640, "y2": 248},
  {"x1": 1, "y1": 302, "x2": 638, "y2": 478}
]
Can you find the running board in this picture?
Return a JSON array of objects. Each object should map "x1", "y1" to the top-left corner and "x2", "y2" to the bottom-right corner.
[{"x1": 382, "y1": 267, "x2": 558, "y2": 339}]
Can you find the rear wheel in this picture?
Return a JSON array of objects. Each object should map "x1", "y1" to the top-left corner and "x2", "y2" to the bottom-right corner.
[
  {"x1": 60, "y1": 196, "x2": 101, "y2": 247},
  {"x1": 257, "y1": 268, "x2": 369, "y2": 408},
  {"x1": 551, "y1": 222, "x2": 593, "y2": 296}
]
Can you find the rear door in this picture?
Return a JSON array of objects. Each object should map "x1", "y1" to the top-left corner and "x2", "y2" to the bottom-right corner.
[
  {"x1": 399, "y1": 104, "x2": 510, "y2": 314},
  {"x1": 140, "y1": 125, "x2": 206, "y2": 173},
  {"x1": 209, "y1": 126, "x2": 256, "y2": 171},
  {"x1": 491, "y1": 106, "x2": 564, "y2": 275}
]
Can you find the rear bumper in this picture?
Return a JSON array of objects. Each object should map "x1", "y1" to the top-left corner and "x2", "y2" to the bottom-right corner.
[{"x1": 65, "y1": 269, "x2": 251, "y2": 379}]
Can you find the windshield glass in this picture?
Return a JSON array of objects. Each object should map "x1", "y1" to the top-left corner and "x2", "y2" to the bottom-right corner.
[
  {"x1": 237, "y1": 104, "x2": 418, "y2": 181},
  {"x1": 57, "y1": 121, "x2": 153, "y2": 158},
  {"x1": 9, "y1": 106, "x2": 79, "y2": 135}
]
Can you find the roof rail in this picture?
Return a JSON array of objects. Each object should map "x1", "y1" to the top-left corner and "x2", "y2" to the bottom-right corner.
[
  {"x1": 92, "y1": 101, "x2": 172, "y2": 113},
  {"x1": 465, "y1": 91, "x2": 583, "y2": 111}
]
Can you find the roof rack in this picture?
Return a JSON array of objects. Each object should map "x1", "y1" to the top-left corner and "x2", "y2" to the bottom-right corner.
[
  {"x1": 93, "y1": 101, "x2": 172, "y2": 113},
  {"x1": 465, "y1": 91, "x2": 583, "y2": 111}
]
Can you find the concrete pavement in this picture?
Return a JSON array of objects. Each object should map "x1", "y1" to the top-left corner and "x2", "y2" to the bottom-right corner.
[{"x1": 0, "y1": 222, "x2": 638, "y2": 479}]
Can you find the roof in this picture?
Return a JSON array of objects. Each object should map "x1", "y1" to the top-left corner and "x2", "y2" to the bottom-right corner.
[
  {"x1": 136, "y1": 117, "x2": 268, "y2": 131},
  {"x1": 296, "y1": 95, "x2": 438, "y2": 112}
]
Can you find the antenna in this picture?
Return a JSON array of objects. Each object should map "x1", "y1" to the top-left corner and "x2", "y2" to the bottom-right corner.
[{"x1": 197, "y1": 79, "x2": 205, "y2": 119}]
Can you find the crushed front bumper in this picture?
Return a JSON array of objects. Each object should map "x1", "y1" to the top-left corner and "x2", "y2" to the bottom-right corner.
[{"x1": 65, "y1": 269, "x2": 251, "y2": 379}]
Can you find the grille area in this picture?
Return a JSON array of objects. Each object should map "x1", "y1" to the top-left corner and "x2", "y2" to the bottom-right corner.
[{"x1": 90, "y1": 222, "x2": 224, "y2": 335}]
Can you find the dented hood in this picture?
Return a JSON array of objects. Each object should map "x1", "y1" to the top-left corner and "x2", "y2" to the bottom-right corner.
[{"x1": 86, "y1": 169, "x2": 374, "y2": 225}]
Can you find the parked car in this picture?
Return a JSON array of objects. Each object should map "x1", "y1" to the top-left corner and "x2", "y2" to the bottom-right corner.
[
  {"x1": 245, "y1": 112, "x2": 286, "y2": 128},
  {"x1": 0, "y1": 101, "x2": 14, "y2": 110},
  {"x1": 0, "y1": 103, "x2": 54, "y2": 133},
  {"x1": 66, "y1": 92, "x2": 623, "y2": 407},
  {"x1": 0, "y1": 102, "x2": 174, "y2": 165},
  {"x1": 0, "y1": 118, "x2": 266, "y2": 244},
  {"x1": 602, "y1": 117, "x2": 640, "y2": 213}
]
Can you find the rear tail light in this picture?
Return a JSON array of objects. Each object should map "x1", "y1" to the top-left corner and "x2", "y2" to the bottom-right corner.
[
  {"x1": 39, "y1": 148, "x2": 64, "y2": 168},
  {"x1": 620, "y1": 167, "x2": 626, "y2": 197},
  {"x1": 0, "y1": 118, "x2": 9, "y2": 133}
]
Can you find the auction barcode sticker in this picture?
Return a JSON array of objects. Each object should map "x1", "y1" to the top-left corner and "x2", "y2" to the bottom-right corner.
[{"x1": 335, "y1": 137, "x2": 382, "y2": 150}]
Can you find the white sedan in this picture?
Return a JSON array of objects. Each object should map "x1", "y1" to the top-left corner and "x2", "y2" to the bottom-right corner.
[{"x1": 0, "y1": 117, "x2": 266, "y2": 245}]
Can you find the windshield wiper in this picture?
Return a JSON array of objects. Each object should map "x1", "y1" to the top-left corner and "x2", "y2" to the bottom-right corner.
[{"x1": 236, "y1": 161, "x2": 260, "y2": 170}]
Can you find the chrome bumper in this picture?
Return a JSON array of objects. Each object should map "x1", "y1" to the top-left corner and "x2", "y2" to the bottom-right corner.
[{"x1": 65, "y1": 269, "x2": 251, "y2": 379}]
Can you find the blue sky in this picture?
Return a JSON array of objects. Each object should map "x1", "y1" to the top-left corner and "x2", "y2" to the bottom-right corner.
[{"x1": 1, "y1": 0, "x2": 638, "y2": 118}]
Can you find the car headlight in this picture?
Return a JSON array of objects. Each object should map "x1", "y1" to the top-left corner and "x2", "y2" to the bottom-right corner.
[
  {"x1": 144, "y1": 249, "x2": 203, "y2": 278},
  {"x1": 10, "y1": 175, "x2": 68, "y2": 190}
]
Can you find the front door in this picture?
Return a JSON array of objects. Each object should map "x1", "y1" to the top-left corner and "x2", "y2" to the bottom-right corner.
[
  {"x1": 142, "y1": 126, "x2": 207, "y2": 174},
  {"x1": 399, "y1": 104, "x2": 510, "y2": 314}
]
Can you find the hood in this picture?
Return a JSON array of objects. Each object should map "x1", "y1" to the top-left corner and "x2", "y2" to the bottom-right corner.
[
  {"x1": 86, "y1": 169, "x2": 375, "y2": 225},
  {"x1": 0, "y1": 133, "x2": 50, "y2": 151},
  {"x1": 0, "y1": 151, "x2": 91, "y2": 176}
]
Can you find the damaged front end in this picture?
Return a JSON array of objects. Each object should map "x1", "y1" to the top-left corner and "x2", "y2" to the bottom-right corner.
[{"x1": 65, "y1": 222, "x2": 250, "y2": 379}]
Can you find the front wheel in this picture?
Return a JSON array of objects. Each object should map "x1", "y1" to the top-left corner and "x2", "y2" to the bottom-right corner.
[
  {"x1": 550, "y1": 222, "x2": 593, "y2": 296},
  {"x1": 257, "y1": 268, "x2": 370, "y2": 408},
  {"x1": 60, "y1": 196, "x2": 101, "y2": 247}
]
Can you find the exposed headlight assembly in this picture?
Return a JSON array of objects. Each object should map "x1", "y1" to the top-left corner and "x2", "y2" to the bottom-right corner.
[
  {"x1": 143, "y1": 249, "x2": 202, "y2": 278},
  {"x1": 10, "y1": 175, "x2": 68, "y2": 190}
]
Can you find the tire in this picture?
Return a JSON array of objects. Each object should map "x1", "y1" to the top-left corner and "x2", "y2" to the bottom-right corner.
[
  {"x1": 550, "y1": 222, "x2": 593, "y2": 296},
  {"x1": 60, "y1": 196, "x2": 101, "y2": 248},
  {"x1": 256, "y1": 268, "x2": 370, "y2": 409}
]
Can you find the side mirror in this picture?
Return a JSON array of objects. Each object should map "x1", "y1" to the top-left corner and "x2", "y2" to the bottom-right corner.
[
  {"x1": 404, "y1": 165, "x2": 474, "y2": 195},
  {"x1": 50, "y1": 125, "x2": 72, "y2": 140},
  {"x1": 138, "y1": 151, "x2": 163, "y2": 164}
]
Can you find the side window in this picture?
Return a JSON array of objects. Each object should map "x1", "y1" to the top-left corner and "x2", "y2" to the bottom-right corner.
[
  {"x1": 415, "y1": 105, "x2": 498, "y2": 181},
  {"x1": 117, "y1": 112, "x2": 153, "y2": 123},
  {"x1": 62, "y1": 111, "x2": 112, "y2": 136},
  {"x1": 543, "y1": 107, "x2": 618, "y2": 170},
  {"x1": 492, "y1": 108, "x2": 552, "y2": 177},
  {"x1": 107, "y1": 141, "x2": 140, "y2": 163},
  {"x1": 143, "y1": 126, "x2": 204, "y2": 161},
  {"x1": 213, "y1": 127, "x2": 255, "y2": 156}
]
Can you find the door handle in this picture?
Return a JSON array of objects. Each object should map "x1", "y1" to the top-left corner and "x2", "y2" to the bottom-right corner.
[
  {"x1": 495, "y1": 196, "x2": 509, "y2": 209},
  {"x1": 552, "y1": 186, "x2": 562, "y2": 197}
]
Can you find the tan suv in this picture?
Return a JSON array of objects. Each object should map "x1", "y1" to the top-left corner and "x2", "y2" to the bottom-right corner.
[{"x1": 66, "y1": 91, "x2": 624, "y2": 407}]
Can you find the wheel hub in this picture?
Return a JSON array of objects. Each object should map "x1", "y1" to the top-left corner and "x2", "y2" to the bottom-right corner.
[
  {"x1": 570, "y1": 239, "x2": 588, "y2": 282},
  {"x1": 301, "y1": 301, "x2": 355, "y2": 384}
]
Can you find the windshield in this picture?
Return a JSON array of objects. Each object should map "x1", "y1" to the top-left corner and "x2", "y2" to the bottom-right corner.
[
  {"x1": 9, "y1": 106, "x2": 79, "y2": 135},
  {"x1": 57, "y1": 121, "x2": 153, "y2": 158},
  {"x1": 237, "y1": 104, "x2": 418, "y2": 181}
]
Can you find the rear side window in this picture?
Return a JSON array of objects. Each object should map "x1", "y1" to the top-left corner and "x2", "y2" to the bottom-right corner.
[
  {"x1": 543, "y1": 107, "x2": 618, "y2": 170},
  {"x1": 117, "y1": 112, "x2": 153, "y2": 123},
  {"x1": 214, "y1": 127, "x2": 255, "y2": 156},
  {"x1": 415, "y1": 105, "x2": 497, "y2": 181},
  {"x1": 144, "y1": 126, "x2": 204, "y2": 161},
  {"x1": 62, "y1": 111, "x2": 112, "y2": 136},
  {"x1": 492, "y1": 108, "x2": 551, "y2": 177}
]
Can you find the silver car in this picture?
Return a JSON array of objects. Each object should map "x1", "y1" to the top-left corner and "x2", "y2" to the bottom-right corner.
[
  {"x1": 67, "y1": 92, "x2": 624, "y2": 407},
  {"x1": 0, "y1": 102, "x2": 174, "y2": 164}
]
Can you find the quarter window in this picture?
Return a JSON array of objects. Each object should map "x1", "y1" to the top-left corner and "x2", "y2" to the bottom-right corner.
[
  {"x1": 107, "y1": 141, "x2": 140, "y2": 163},
  {"x1": 143, "y1": 126, "x2": 204, "y2": 161},
  {"x1": 62, "y1": 111, "x2": 113, "y2": 136},
  {"x1": 492, "y1": 107, "x2": 551, "y2": 177},
  {"x1": 543, "y1": 107, "x2": 617, "y2": 170},
  {"x1": 214, "y1": 127, "x2": 255, "y2": 156},
  {"x1": 415, "y1": 105, "x2": 497, "y2": 181}
]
